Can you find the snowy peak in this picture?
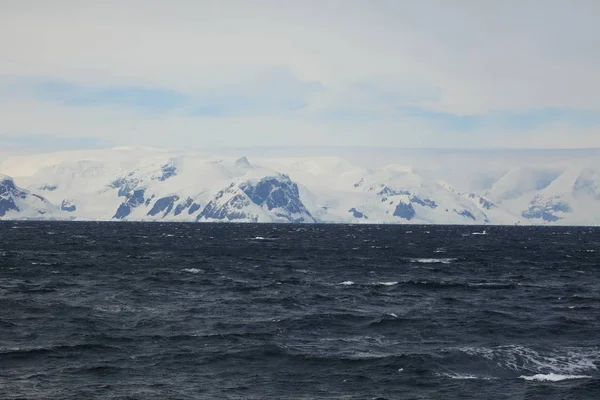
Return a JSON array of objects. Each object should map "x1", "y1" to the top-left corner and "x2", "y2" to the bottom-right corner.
[
  {"x1": 235, "y1": 156, "x2": 253, "y2": 169},
  {"x1": 0, "y1": 175, "x2": 57, "y2": 218},
  {"x1": 198, "y1": 174, "x2": 314, "y2": 223}
]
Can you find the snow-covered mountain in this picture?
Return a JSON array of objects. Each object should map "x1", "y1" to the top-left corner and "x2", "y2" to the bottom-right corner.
[
  {"x1": 1, "y1": 147, "x2": 599, "y2": 225},
  {"x1": 0, "y1": 174, "x2": 57, "y2": 219}
]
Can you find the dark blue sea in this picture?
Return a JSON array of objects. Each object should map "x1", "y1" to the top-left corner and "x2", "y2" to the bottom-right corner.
[{"x1": 1, "y1": 222, "x2": 599, "y2": 399}]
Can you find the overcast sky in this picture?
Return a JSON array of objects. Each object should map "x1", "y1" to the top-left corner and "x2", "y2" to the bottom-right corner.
[{"x1": 1, "y1": 0, "x2": 599, "y2": 152}]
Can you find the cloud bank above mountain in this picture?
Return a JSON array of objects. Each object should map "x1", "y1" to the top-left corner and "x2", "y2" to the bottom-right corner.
[{"x1": 1, "y1": 0, "x2": 599, "y2": 151}]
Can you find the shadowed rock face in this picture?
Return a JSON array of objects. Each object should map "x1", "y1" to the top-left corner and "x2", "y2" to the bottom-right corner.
[
  {"x1": 148, "y1": 195, "x2": 180, "y2": 217},
  {"x1": 174, "y1": 198, "x2": 193, "y2": 216},
  {"x1": 61, "y1": 200, "x2": 76, "y2": 212},
  {"x1": 156, "y1": 164, "x2": 177, "y2": 182},
  {"x1": 240, "y1": 176, "x2": 314, "y2": 222},
  {"x1": 197, "y1": 176, "x2": 314, "y2": 223},
  {"x1": 349, "y1": 208, "x2": 368, "y2": 219},
  {"x1": 198, "y1": 190, "x2": 254, "y2": 221},
  {"x1": 410, "y1": 195, "x2": 438, "y2": 209},
  {"x1": 522, "y1": 197, "x2": 572, "y2": 222},
  {"x1": 110, "y1": 175, "x2": 140, "y2": 198},
  {"x1": 240, "y1": 177, "x2": 302, "y2": 212},
  {"x1": 456, "y1": 209, "x2": 476, "y2": 220},
  {"x1": 1, "y1": 176, "x2": 53, "y2": 217},
  {"x1": 377, "y1": 186, "x2": 411, "y2": 197},
  {"x1": 1, "y1": 177, "x2": 25, "y2": 217},
  {"x1": 113, "y1": 189, "x2": 146, "y2": 219},
  {"x1": 188, "y1": 203, "x2": 202, "y2": 215},
  {"x1": 393, "y1": 202, "x2": 416, "y2": 220}
]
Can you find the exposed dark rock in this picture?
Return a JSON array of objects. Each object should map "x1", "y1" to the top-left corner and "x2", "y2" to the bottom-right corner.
[
  {"x1": 113, "y1": 189, "x2": 146, "y2": 219},
  {"x1": 174, "y1": 198, "x2": 193, "y2": 216},
  {"x1": 464, "y1": 193, "x2": 495, "y2": 209},
  {"x1": 393, "y1": 202, "x2": 415, "y2": 220},
  {"x1": 522, "y1": 197, "x2": 572, "y2": 222},
  {"x1": 198, "y1": 193, "x2": 253, "y2": 221},
  {"x1": 410, "y1": 195, "x2": 438, "y2": 209},
  {"x1": 155, "y1": 164, "x2": 177, "y2": 181},
  {"x1": 1, "y1": 176, "x2": 53, "y2": 217},
  {"x1": 0, "y1": 197, "x2": 19, "y2": 217},
  {"x1": 377, "y1": 186, "x2": 411, "y2": 197},
  {"x1": 240, "y1": 176, "x2": 313, "y2": 222},
  {"x1": 144, "y1": 195, "x2": 155, "y2": 206},
  {"x1": 456, "y1": 209, "x2": 476, "y2": 220},
  {"x1": 353, "y1": 178, "x2": 364, "y2": 188},
  {"x1": 198, "y1": 176, "x2": 313, "y2": 223},
  {"x1": 61, "y1": 200, "x2": 76, "y2": 212},
  {"x1": 40, "y1": 185, "x2": 58, "y2": 191},
  {"x1": 348, "y1": 207, "x2": 368, "y2": 219},
  {"x1": 110, "y1": 174, "x2": 139, "y2": 197},
  {"x1": 188, "y1": 203, "x2": 202, "y2": 215},
  {"x1": 148, "y1": 195, "x2": 180, "y2": 217},
  {"x1": 0, "y1": 177, "x2": 22, "y2": 216}
]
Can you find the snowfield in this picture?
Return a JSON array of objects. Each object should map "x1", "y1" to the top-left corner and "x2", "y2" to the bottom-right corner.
[{"x1": 1, "y1": 147, "x2": 600, "y2": 225}]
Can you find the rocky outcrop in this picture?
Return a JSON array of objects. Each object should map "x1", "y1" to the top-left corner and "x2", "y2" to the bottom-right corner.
[
  {"x1": 522, "y1": 195, "x2": 572, "y2": 222},
  {"x1": 393, "y1": 202, "x2": 416, "y2": 220},
  {"x1": 0, "y1": 175, "x2": 55, "y2": 217},
  {"x1": 349, "y1": 208, "x2": 368, "y2": 219},
  {"x1": 197, "y1": 175, "x2": 314, "y2": 223},
  {"x1": 113, "y1": 189, "x2": 146, "y2": 219}
]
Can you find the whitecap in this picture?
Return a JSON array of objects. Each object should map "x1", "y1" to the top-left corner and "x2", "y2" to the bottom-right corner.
[
  {"x1": 376, "y1": 282, "x2": 398, "y2": 286},
  {"x1": 472, "y1": 230, "x2": 488, "y2": 235},
  {"x1": 456, "y1": 345, "x2": 599, "y2": 377},
  {"x1": 408, "y1": 258, "x2": 457, "y2": 264},
  {"x1": 437, "y1": 373, "x2": 494, "y2": 380},
  {"x1": 253, "y1": 236, "x2": 277, "y2": 241},
  {"x1": 182, "y1": 268, "x2": 203, "y2": 274},
  {"x1": 520, "y1": 373, "x2": 592, "y2": 382},
  {"x1": 339, "y1": 281, "x2": 355, "y2": 286}
]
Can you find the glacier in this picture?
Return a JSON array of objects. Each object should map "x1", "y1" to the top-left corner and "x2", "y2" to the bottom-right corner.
[{"x1": 1, "y1": 147, "x2": 600, "y2": 225}]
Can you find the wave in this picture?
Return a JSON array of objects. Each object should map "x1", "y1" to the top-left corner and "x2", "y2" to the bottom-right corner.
[
  {"x1": 520, "y1": 373, "x2": 592, "y2": 382},
  {"x1": 404, "y1": 280, "x2": 514, "y2": 290},
  {"x1": 407, "y1": 258, "x2": 457, "y2": 264},
  {"x1": 437, "y1": 373, "x2": 495, "y2": 380},
  {"x1": 0, "y1": 343, "x2": 119, "y2": 357},
  {"x1": 182, "y1": 268, "x2": 203, "y2": 274},
  {"x1": 452, "y1": 345, "x2": 599, "y2": 378},
  {"x1": 339, "y1": 281, "x2": 355, "y2": 286}
]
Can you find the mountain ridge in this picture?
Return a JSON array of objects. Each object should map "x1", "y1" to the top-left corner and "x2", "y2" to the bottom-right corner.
[{"x1": 1, "y1": 148, "x2": 599, "y2": 225}]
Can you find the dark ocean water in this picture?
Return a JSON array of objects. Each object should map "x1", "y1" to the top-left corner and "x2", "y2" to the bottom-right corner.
[{"x1": 1, "y1": 222, "x2": 599, "y2": 400}]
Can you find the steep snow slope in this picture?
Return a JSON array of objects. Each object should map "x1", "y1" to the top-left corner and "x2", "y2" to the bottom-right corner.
[{"x1": 0, "y1": 174, "x2": 59, "y2": 219}]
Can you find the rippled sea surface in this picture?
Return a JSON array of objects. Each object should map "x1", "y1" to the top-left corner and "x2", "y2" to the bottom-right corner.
[{"x1": 1, "y1": 222, "x2": 599, "y2": 399}]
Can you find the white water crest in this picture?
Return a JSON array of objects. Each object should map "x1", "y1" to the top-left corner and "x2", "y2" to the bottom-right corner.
[
  {"x1": 408, "y1": 258, "x2": 457, "y2": 264},
  {"x1": 520, "y1": 373, "x2": 592, "y2": 382}
]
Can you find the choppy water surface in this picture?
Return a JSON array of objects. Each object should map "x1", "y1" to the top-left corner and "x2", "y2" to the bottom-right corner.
[{"x1": 1, "y1": 222, "x2": 599, "y2": 399}]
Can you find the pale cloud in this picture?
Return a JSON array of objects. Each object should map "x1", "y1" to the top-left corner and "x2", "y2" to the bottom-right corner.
[{"x1": 0, "y1": 0, "x2": 599, "y2": 150}]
